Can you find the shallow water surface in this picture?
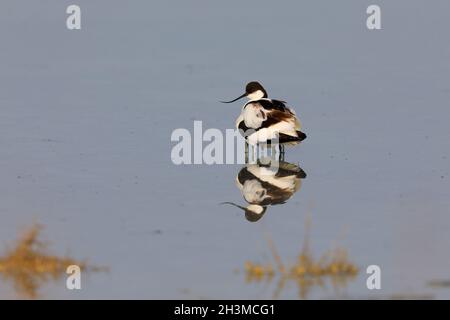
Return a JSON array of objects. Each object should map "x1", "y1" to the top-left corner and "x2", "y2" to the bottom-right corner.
[{"x1": 1, "y1": 1, "x2": 450, "y2": 299}]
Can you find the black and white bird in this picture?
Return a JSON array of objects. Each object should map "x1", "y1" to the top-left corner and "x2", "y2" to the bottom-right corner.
[
  {"x1": 222, "y1": 158, "x2": 306, "y2": 222},
  {"x1": 221, "y1": 81, "x2": 307, "y2": 146}
]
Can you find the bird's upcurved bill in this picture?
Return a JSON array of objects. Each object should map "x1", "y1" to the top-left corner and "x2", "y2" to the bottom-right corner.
[
  {"x1": 220, "y1": 93, "x2": 247, "y2": 103},
  {"x1": 220, "y1": 202, "x2": 246, "y2": 211}
]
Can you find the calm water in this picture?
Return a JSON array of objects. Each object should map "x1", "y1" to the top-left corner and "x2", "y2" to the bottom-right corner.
[{"x1": 1, "y1": 0, "x2": 450, "y2": 299}]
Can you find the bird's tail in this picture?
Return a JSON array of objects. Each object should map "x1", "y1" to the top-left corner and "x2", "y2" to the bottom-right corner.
[
  {"x1": 297, "y1": 131, "x2": 307, "y2": 141},
  {"x1": 278, "y1": 131, "x2": 307, "y2": 145}
]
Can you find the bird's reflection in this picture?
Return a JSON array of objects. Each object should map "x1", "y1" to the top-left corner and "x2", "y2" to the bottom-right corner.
[{"x1": 223, "y1": 155, "x2": 306, "y2": 222}]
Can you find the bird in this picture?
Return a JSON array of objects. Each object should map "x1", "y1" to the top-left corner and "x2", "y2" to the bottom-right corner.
[
  {"x1": 221, "y1": 81, "x2": 307, "y2": 146},
  {"x1": 222, "y1": 158, "x2": 306, "y2": 222}
]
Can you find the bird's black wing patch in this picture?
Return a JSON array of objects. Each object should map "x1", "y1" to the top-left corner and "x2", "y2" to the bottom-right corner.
[
  {"x1": 238, "y1": 120, "x2": 251, "y2": 138},
  {"x1": 278, "y1": 132, "x2": 304, "y2": 143},
  {"x1": 237, "y1": 167, "x2": 258, "y2": 185},
  {"x1": 257, "y1": 99, "x2": 288, "y2": 112},
  {"x1": 271, "y1": 99, "x2": 289, "y2": 111},
  {"x1": 275, "y1": 164, "x2": 307, "y2": 179}
]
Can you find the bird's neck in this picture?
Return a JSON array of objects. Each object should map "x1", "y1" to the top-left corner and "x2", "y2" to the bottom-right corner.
[{"x1": 247, "y1": 90, "x2": 266, "y2": 100}]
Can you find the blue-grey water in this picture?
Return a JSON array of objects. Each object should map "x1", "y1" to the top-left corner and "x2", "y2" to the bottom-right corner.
[{"x1": 1, "y1": 0, "x2": 450, "y2": 299}]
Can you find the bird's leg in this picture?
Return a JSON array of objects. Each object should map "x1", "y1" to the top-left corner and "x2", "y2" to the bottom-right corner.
[
  {"x1": 271, "y1": 144, "x2": 276, "y2": 161},
  {"x1": 245, "y1": 142, "x2": 249, "y2": 164},
  {"x1": 250, "y1": 144, "x2": 256, "y2": 163},
  {"x1": 248, "y1": 144, "x2": 253, "y2": 163},
  {"x1": 260, "y1": 144, "x2": 269, "y2": 160},
  {"x1": 279, "y1": 144, "x2": 285, "y2": 161}
]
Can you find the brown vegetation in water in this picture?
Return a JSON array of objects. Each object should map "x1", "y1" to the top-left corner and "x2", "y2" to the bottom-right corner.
[
  {"x1": 242, "y1": 219, "x2": 358, "y2": 299},
  {"x1": 0, "y1": 224, "x2": 102, "y2": 298}
]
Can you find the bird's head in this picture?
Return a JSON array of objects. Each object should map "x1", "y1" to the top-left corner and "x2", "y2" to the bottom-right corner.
[{"x1": 221, "y1": 81, "x2": 267, "y2": 103}]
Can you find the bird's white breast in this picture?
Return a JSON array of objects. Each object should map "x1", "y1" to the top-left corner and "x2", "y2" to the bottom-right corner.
[
  {"x1": 242, "y1": 102, "x2": 266, "y2": 129},
  {"x1": 242, "y1": 179, "x2": 269, "y2": 204}
]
